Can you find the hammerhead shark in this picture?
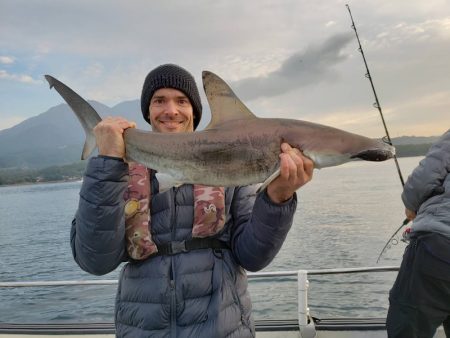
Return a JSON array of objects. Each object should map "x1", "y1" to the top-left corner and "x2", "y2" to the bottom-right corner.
[{"x1": 44, "y1": 71, "x2": 394, "y2": 189}]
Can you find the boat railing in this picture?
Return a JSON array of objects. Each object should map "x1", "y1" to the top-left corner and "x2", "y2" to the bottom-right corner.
[
  {"x1": 250, "y1": 266, "x2": 399, "y2": 337},
  {"x1": 0, "y1": 266, "x2": 400, "y2": 337}
]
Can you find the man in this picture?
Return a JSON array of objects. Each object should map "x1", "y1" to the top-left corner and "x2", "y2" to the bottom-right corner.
[
  {"x1": 71, "y1": 64, "x2": 314, "y2": 337},
  {"x1": 386, "y1": 129, "x2": 450, "y2": 338}
]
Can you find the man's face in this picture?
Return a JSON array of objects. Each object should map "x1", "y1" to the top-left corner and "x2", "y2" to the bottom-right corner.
[{"x1": 149, "y1": 88, "x2": 194, "y2": 133}]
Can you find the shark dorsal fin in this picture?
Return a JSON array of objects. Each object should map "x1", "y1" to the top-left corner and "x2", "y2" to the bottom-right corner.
[{"x1": 202, "y1": 71, "x2": 257, "y2": 129}]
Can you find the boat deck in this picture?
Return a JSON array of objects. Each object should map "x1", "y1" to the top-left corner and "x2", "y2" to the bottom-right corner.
[{"x1": 0, "y1": 320, "x2": 446, "y2": 338}]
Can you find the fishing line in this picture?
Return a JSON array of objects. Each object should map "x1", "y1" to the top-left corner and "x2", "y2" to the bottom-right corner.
[{"x1": 345, "y1": 4, "x2": 410, "y2": 263}]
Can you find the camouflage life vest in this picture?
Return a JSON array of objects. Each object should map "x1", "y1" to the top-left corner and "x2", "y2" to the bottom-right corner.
[{"x1": 124, "y1": 163, "x2": 226, "y2": 260}]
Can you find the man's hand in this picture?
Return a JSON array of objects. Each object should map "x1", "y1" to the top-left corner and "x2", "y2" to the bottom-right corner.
[
  {"x1": 93, "y1": 117, "x2": 136, "y2": 158},
  {"x1": 267, "y1": 143, "x2": 314, "y2": 204},
  {"x1": 405, "y1": 208, "x2": 416, "y2": 221}
]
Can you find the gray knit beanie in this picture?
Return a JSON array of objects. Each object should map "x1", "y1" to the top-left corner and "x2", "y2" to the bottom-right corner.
[{"x1": 141, "y1": 64, "x2": 202, "y2": 130}]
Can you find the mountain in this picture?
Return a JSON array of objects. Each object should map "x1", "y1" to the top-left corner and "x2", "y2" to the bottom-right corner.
[
  {"x1": 0, "y1": 101, "x2": 438, "y2": 169},
  {"x1": 0, "y1": 100, "x2": 142, "y2": 169},
  {"x1": 391, "y1": 135, "x2": 440, "y2": 145}
]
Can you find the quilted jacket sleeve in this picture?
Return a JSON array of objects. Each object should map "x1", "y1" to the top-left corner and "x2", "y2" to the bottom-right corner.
[
  {"x1": 230, "y1": 185, "x2": 297, "y2": 272},
  {"x1": 402, "y1": 129, "x2": 450, "y2": 212},
  {"x1": 70, "y1": 156, "x2": 129, "y2": 275}
]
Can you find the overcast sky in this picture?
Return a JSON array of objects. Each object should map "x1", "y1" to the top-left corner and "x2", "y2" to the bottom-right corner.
[{"x1": 1, "y1": 0, "x2": 449, "y2": 137}]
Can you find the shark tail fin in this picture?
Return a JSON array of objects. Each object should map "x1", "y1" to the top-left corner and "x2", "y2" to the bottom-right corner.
[
  {"x1": 81, "y1": 129, "x2": 97, "y2": 160},
  {"x1": 44, "y1": 75, "x2": 102, "y2": 159}
]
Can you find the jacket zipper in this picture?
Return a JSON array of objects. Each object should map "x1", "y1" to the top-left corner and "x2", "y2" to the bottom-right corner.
[{"x1": 170, "y1": 278, "x2": 176, "y2": 338}]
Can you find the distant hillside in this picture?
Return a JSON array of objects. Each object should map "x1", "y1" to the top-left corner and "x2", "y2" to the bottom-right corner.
[
  {"x1": 391, "y1": 136, "x2": 438, "y2": 158},
  {"x1": 391, "y1": 136, "x2": 440, "y2": 146},
  {"x1": 0, "y1": 100, "x2": 141, "y2": 169},
  {"x1": 394, "y1": 143, "x2": 433, "y2": 157},
  {"x1": 0, "y1": 161, "x2": 86, "y2": 186}
]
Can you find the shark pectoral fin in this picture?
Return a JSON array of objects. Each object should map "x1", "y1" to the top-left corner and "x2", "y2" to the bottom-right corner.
[
  {"x1": 256, "y1": 168, "x2": 281, "y2": 194},
  {"x1": 155, "y1": 173, "x2": 183, "y2": 193}
]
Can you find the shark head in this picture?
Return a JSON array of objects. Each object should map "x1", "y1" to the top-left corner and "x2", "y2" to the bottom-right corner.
[{"x1": 351, "y1": 142, "x2": 396, "y2": 161}]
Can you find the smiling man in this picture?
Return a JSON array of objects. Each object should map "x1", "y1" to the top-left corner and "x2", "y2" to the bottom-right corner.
[
  {"x1": 71, "y1": 64, "x2": 314, "y2": 337},
  {"x1": 148, "y1": 87, "x2": 194, "y2": 132},
  {"x1": 141, "y1": 65, "x2": 203, "y2": 133}
]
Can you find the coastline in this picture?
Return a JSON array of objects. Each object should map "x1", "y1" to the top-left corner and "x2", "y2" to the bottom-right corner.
[
  {"x1": 0, "y1": 143, "x2": 431, "y2": 187},
  {"x1": 0, "y1": 177, "x2": 83, "y2": 188},
  {"x1": 0, "y1": 152, "x2": 427, "y2": 188},
  {"x1": 0, "y1": 161, "x2": 86, "y2": 187}
]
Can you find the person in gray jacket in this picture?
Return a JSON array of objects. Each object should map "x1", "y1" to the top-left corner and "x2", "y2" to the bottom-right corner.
[
  {"x1": 70, "y1": 64, "x2": 314, "y2": 338},
  {"x1": 386, "y1": 129, "x2": 450, "y2": 338}
]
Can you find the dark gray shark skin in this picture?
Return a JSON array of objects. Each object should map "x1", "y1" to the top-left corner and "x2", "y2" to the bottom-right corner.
[{"x1": 44, "y1": 72, "x2": 395, "y2": 188}]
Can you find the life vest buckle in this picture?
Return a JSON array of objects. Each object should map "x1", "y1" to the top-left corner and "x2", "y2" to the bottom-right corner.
[{"x1": 168, "y1": 240, "x2": 188, "y2": 255}]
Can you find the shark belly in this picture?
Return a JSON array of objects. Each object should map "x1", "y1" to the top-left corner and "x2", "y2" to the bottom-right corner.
[
  {"x1": 125, "y1": 133, "x2": 280, "y2": 187},
  {"x1": 303, "y1": 150, "x2": 353, "y2": 169}
]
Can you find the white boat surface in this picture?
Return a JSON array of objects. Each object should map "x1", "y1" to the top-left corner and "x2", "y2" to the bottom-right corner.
[{"x1": 0, "y1": 266, "x2": 446, "y2": 338}]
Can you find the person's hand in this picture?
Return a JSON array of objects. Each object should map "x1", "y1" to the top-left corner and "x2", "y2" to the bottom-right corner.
[
  {"x1": 267, "y1": 143, "x2": 314, "y2": 203},
  {"x1": 93, "y1": 116, "x2": 136, "y2": 158},
  {"x1": 405, "y1": 208, "x2": 416, "y2": 221}
]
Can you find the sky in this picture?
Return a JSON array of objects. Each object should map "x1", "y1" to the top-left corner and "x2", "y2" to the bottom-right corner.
[{"x1": 0, "y1": 0, "x2": 449, "y2": 137}]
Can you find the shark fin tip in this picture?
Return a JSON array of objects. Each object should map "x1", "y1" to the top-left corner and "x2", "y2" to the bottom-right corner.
[{"x1": 44, "y1": 75, "x2": 55, "y2": 89}]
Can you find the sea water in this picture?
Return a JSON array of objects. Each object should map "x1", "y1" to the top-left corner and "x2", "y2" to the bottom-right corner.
[{"x1": 0, "y1": 157, "x2": 422, "y2": 323}]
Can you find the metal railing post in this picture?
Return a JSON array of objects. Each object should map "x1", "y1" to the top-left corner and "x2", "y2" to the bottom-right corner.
[
  {"x1": 297, "y1": 270, "x2": 309, "y2": 326},
  {"x1": 297, "y1": 270, "x2": 316, "y2": 338}
]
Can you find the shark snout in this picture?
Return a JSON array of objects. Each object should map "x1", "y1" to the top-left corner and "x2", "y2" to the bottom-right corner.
[{"x1": 351, "y1": 143, "x2": 396, "y2": 162}]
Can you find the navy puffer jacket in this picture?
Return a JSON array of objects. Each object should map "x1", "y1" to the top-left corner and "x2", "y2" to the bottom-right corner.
[{"x1": 71, "y1": 156, "x2": 297, "y2": 337}]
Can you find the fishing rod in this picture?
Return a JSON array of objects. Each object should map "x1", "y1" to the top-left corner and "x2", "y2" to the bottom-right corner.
[{"x1": 345, "y1": 4, "x2": 409, "y2": 263}]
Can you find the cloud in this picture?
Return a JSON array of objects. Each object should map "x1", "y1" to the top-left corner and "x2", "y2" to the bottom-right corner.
[
  {"x1": 230, "y1": 33, "x2": 353, "y2": 101},
  {"x1": 0, "y1": 56, "x2": 15, "y2": 64},
  {"x1": 82, "y1": 62, "x2": 104, "y2": 78},
  {"x1": 0, "y1": 0, "x2": 449, "y2": 137},
  {"x1": 369, "y1": 17, "x2": 450, "y2": 52},
  {"x1": 0, "y1": 115, "x2": 26, "y2": 130},
  {"x1": 0, "y1": 70, "x2": 41, "y2": 84}
]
